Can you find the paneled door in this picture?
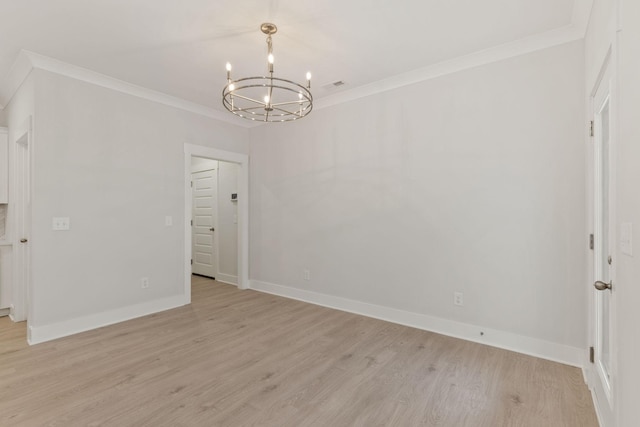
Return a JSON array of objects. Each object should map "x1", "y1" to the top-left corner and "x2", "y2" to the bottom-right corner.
[
  {"x1": 590, "y1": 57, "x2": 615, "y2": 426},
  {"x1": 191, "y1": 168, "x2": 218, "y2": 278}
]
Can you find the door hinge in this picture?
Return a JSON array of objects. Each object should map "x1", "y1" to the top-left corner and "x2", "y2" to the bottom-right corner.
[
  {"x1": 589, "y1": 233, "x2": 594, "y2": 250},
  {"x1": 191, "y1": 259, "x2": 193, "y2": 265},
  {"x1": 589, "y1": 346, "x2": 595, "y2": 364},
  {"x1": 191, "y1": 181, "x2": 193, "y2": 188},
  {"x1": 190, "y1": 220, "x2": 193, "y2": 226},
  {"x1": 590, "y1": 120, "x2": 594, "y2": 137}
]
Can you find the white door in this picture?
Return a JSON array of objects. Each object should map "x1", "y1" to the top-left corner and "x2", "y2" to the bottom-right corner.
[
  {"x1": 12, "y1": 121, "x2": 31, "y2": 322},
  {"x1": 191, "y1": 168, "x2": 218, "y2": 278},
  {"x1": 589, "y1": 60, "x2": 615, "y2": 425}
]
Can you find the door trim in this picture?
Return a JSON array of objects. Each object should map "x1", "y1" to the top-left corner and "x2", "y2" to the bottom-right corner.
[
  {"x1": 183, "y1": 144, "x2": 249, "y2": 303},
  {"x1": 586, "y1": 46, "x2": 617, "y2": 427}
]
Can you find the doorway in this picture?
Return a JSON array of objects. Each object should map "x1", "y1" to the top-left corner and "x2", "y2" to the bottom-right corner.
[
  {"x1": 12, "y1": 117, "x2": 32, "y2": 325},
  {"x1": 191, "y1": 156, "x2": 241, "y2": 285},
  {"x1": 183, "y1": 145, "x2": 249, "y2": 304}
]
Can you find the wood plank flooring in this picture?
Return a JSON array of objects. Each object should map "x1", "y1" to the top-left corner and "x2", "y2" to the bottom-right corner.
[{"x1": 0, "y1": 276, "x2": 598, "y2": 426}]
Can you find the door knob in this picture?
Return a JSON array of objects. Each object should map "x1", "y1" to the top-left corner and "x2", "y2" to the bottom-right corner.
[
  {"x1": 20, "y1": 238, "x2": 28, "y2": 243},
  {"x1": 594, "y1": 280, "x2": 612, "y2": 291},
  {"x1": 209, "y1": 227, "x2": 215, "y2": 232}
]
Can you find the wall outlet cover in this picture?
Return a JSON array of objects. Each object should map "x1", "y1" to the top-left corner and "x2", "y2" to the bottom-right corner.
[
  {"x1": 52, "y1": 217, "x2": 70, "y2": 231},
  {"x1": 621, "y1": 222, "x2": 633, "y2": 256},
  {"x1": 454, "y1": 292, "x2": 464, "y2": 306}
]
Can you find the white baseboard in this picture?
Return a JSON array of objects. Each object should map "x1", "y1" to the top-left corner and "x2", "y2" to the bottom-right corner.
[
  {"x1": 0, "y1": 307, "x2": 9, "y2": 317},
  {"x1": 584, "y1": 367, "x2": 611, "y2": 427},
  {"x1": 249, "y1": 280, "x2": 584, "y2": 368},
  {"x1": 28, "y1": 294, "x2": 188, "y2": 345},
  {"x1": 216, "y1": 273, "x2": 238, "y2": 286}
]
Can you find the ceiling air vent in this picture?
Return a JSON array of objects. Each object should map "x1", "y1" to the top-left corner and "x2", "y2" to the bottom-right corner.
[{"x1": 322, "y1": 81, "x2": 346, "y2": 90}]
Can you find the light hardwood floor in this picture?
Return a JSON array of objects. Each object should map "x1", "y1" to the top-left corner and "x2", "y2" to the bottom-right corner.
[{"x1": 0, "y1": 276, "x2": 598, "y2": 426}]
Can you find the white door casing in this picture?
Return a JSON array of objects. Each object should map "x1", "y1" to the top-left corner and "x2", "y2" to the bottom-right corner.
[
  {"x1": 191, "y1": 166, "x2": 218, "y2": 278},
  {"x1": 183, "y1": 144, "x2": 249, "y2": 304},
  {"x1": 588, "y1": 51, "x2": 616, "y2": 427}
]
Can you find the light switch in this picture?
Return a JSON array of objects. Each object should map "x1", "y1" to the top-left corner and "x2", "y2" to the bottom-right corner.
[
  {"x1": 52, "y1": 217, "x2": 70, "y2": 231},
  {"x1": 621, "y1": 222, "x2": 633, "y2": 256},
  {"x1": 165, "y1": 216, "x2": 173, "y2": 226},
  {"x1": 233, "y1": 214, "x2": 238, "y2": 224}
]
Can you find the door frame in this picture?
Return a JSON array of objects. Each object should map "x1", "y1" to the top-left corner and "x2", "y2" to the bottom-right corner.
[
  {"x1": 586, "y1": 47, "x2": 617, "y2": 427},
  {"x1": 184, "y1": 144, "x2": 249, "y2": 302},
  {"x1": 11, "y1": 116, "x2": 33, "y2": 324}
]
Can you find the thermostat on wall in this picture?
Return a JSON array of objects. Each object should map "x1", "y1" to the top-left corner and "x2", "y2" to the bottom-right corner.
[{"x1": 231, "y1": 193, "x2": 238, "y2": 201}]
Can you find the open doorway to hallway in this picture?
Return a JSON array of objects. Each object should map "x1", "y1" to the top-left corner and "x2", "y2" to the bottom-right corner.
[
  {"x1": 190, "y1": 157, "x2": 239, "y2": 286},
  {"x1": 183, "y1": 144, "x2": 249, "y2": 304}
]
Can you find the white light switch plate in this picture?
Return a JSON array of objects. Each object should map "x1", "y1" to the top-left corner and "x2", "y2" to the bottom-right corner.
[
  {"x1": 52, "y1": 217, "x2": 70, "y2": 231},
  {"x1": 621, "y1": 222, "x2": 632, "y2": 256},
  {"x1": 165, "y1": 216, "x2": 173, "y2": 226}
]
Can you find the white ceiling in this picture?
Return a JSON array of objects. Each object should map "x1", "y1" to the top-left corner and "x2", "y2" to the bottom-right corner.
[{"x1": 0, "y1": 0, "x2": 590, "y2": 116}]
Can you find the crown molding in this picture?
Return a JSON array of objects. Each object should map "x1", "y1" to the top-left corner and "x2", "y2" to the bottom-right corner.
[
  {"x1": 0, "y1": 50, "x2": 256, "y2": 128},
  {"x1": 573, "y1": 0, "x2": 595, "y2": 36},
  {"x1": 316, "y1": 22, "x2": 589, "y2": 111},
  {"x1": 1, "y1": 1, "x2": 593, "y2": 123},
  {"x1": 315, "y1": 0, "x2": 594, "y2": 112}
]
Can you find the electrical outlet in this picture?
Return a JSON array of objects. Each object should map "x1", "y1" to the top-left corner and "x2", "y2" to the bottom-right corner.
[
  {"x1": 52, "y1": 217, "x2": 70, "y2": 230},
  {"x1": 621, "y1": 222, "x2": 633, "y2": 255},
  {"x1": 141, "y1": 277, "x2": 150, "y2": 289},
  {"x1": 303, "y1": 269, "x2": 311, "y2": 281},
  {"x1": 454, "y1": 292, "x2": 464, "y2": 306}
]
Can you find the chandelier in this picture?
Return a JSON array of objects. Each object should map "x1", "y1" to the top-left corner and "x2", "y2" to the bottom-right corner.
[{"x1": 222, "y1": 23, "x2": 313, "y2": 122}]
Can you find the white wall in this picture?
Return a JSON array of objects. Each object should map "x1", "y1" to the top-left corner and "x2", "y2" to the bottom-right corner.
[
  {"x1": 0, "y1": 245, "x2": 10, "y2": 309},
  {"x1": 217, "y1": 161, "x2": 238, "y2": 281},
  {"x1": 585, "y1": 0, "x2": 617, "y2": 88},
  {"x1": 250, "y1": 41, "x2": 586, "y2": 362},
  {"x1": 190, "y1": 157, "x2": 239, "y2": 284},
  {"x1": 23, "y1": 69, "x2": 248, "y2": 341},
  {"x1": 611, "y1": 0, "x2": 640, "y2": 425}
]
